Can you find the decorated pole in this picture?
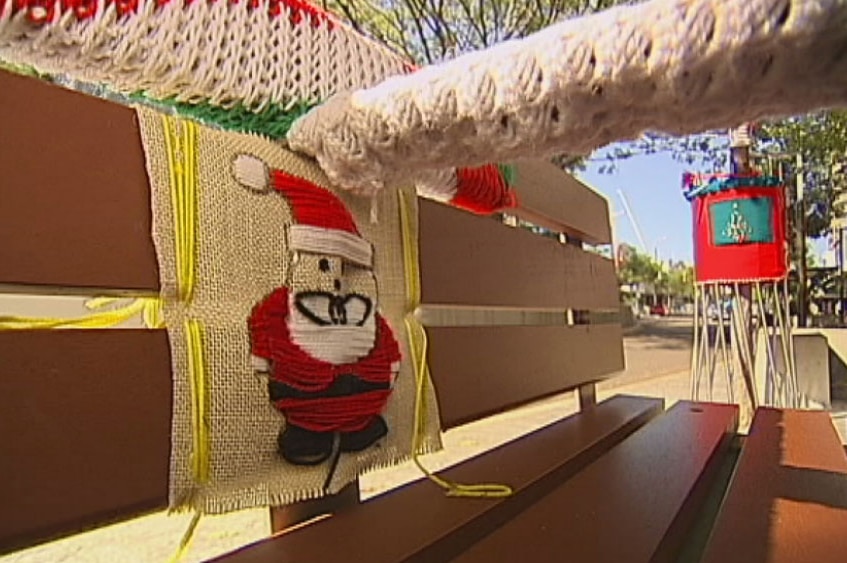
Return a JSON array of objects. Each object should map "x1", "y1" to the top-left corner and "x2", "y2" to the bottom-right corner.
[{"x1": 685, "y1": 136, "x2": 800, "y2": 414}]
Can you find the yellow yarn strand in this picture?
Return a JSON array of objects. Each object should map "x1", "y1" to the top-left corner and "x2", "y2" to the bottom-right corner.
[
  {"x1": 162, "y1": 115, "x2": 199, "y2": 303},
  {"x1": 397, "y1": 189, "x2": 513, "y2": 499},
  {"x1": 167, "y1": 512, "x2": 202, "y2": 563},
  {"x1": 0, "y1": 297, "x2": 163, "y2": 330},
  {"x1": 186, "y1": 319, "x2": 211, "y2": 483},
  {"x1": 161, "y1": 114, "x2": 207, "y2": 562}
]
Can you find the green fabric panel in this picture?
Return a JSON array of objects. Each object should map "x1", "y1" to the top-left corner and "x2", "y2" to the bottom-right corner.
[{"x1": 710, "y1": 197, "x2": 774, "y2": 245}]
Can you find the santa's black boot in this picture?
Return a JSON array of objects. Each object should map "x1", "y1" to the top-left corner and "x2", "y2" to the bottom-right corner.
[
  {"x1": 339, "y1": 416, "x2": 388, "y2": 452},
  {"x1": 278, "y1": 424, "x2": 334, "y2": 465}
]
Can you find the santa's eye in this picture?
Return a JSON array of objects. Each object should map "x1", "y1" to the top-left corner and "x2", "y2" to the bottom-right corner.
[{"x1": 318, "y1": 258, "x2": 330, "y2": 272}]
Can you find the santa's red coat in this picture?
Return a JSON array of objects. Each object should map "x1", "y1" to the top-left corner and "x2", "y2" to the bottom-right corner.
[{"x1": 249, "y1": 287, "x2": 401, "y2": 432}]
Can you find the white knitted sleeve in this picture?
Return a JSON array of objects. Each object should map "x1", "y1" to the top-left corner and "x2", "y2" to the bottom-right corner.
[{"x1": 288, "y1": 0, "x2": 847, "y2": 192}]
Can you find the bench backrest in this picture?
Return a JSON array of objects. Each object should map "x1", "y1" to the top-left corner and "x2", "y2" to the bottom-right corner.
[{"x1": 0, "y1": 69, "x2": 624, "y2": 553}]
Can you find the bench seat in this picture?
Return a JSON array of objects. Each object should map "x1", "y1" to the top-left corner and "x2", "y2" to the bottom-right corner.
[
  {"x1": 215, "y1": 395, "x2": 663, "y2": 563},
  {"x1": 452, "y1": 401, "x2": 738, "y2": 563},
  {"x1": 701, "y1": 407, "x2": 847, "y2": 563}
]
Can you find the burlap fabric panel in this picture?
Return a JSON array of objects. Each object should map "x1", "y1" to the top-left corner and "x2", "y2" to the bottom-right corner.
[{"x1": 136, "y1": 106, "x2": 442, "y2": 514}]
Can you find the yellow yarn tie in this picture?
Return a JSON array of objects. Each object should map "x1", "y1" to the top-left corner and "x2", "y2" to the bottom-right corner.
[
  {"x1": 398, "y1": 189, "x2": 513, "y2": 499},
  {"x1": 162, "y1": 115, "x2": 200, "y2": 303},
  {"x1": 167, "y1": 512, "x2": 202, "y2": 563},
  {"x1": 161, "y1": 114, "x2": 208, "y2": 561},
  {"x1": 0, "y1": 297, "x2": 163, "y2": 330},
  {"x1": 186, "y1": 319, "x2": 211, "y2": 483}
]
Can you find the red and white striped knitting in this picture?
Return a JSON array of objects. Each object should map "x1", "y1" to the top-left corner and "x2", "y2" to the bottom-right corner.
[
  {"x1": 0, "y1": 0, "x2": 411, "y2": 107},
  {"x1": 0, "y1": 0, "x2": 516, "y2": 214}
]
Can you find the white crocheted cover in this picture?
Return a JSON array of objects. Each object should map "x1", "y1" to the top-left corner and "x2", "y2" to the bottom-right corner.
[
  {"x1": 0, "y1": 0, "x2": 515, "y2": 208},
  {"x1": 288, "y1": 0, "x2": 847, "y2": 192},
  {"x1": 0, "y1": 0, "x2": 411, "y2": 109}
]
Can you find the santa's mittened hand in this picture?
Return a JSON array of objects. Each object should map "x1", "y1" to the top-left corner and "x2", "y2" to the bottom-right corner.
[
  {"x1": 233, "y1": 154, "x2": 271, "y2": 193},
  {"x1": 251, "y1": 354, "x2": 271, "y2": 373}
]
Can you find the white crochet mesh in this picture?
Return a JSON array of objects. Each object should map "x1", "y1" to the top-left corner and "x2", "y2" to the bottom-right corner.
[
  {"x1": 288, "y1": 0, "x2": 847, "y2": 192},
  {"x1": 0, "y1": 0, "x2": 410, "y2": 109}
]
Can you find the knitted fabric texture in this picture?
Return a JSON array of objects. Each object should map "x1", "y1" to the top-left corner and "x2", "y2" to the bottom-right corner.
[
  {"x1": 0, "y1": 0, "x2": 410, "y2": 111},
  {"x1": 0, "y1": 0, "x2": 516, "y2": 213},
  {"x1": 287, "y1": 0, "x2": 847, "y2": 192},
  {"x1": 135, "y1": 107, "x2": 441, "y2": 513}
]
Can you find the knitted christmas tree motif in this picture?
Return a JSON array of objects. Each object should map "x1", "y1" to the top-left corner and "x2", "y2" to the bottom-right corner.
[
  {"x1": 722, "y1": 202, "x2": 753, "y2": 244},
  {"x1": 710, "y1": 197, "x2": 774, "y2": 247}
]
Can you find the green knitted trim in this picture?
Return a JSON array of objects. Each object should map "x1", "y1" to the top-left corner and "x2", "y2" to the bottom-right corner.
[
  {"x1": 130, "y1": 94, "x2": 316, "y2": 140},
  {"x1": 0, "y1": 61, "x2": 51, "y2": 80},
  {"x1": 497, "y1": 163, "x2": 517, "y2": 186}
]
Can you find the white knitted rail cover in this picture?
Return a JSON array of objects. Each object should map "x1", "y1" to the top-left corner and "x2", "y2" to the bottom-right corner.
[
  {"x1": 288, "y1": 0, "x2": 847, "y2": 191},
  {"x1": 0, "y1": 0, "x2": 517, "y2": 211},
  {"x1": 0, "y1": 0, "x2": 410, "y2": 118}
]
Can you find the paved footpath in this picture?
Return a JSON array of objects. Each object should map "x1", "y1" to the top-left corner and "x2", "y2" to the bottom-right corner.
[{"x1": 4, "y1": 318, "x2": 844, "y2": 563}]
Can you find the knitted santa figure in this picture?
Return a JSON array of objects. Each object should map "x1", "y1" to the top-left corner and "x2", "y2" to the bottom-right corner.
[{"x1": 233, "y1": 155, "x2": 401, "y2": 465}]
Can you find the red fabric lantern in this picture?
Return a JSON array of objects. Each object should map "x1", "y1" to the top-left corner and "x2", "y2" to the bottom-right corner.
[{"x1": 688, "y1": 176, "x2": 788, "y2": 283}]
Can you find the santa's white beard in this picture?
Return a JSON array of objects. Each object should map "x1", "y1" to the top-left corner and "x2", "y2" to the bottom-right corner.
[{"x1": 288, "y1": 307, "x2": 377, "y2": 365}]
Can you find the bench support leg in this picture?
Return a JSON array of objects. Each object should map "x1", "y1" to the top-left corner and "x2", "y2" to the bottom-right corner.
[{"x1": 578, "y1": 383, "x2": 597, "y2": 410}]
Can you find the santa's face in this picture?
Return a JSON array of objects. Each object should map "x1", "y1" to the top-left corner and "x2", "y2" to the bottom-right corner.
[{"x1": 288, "y1": 252, "x2": 379, "y2": 364}]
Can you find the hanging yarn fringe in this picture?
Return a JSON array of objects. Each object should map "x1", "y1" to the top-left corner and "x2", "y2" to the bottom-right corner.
[{"x1": 398, "y1": 189, "x2": 513, "y2": 499}]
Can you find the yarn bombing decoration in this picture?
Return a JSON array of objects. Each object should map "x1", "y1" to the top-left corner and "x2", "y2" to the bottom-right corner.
[
  {"x1": 0, "y1": 0, "x2": 405, "y2": 131},
  {"x1": 135, "y1": 107, "x2": 442, "y2": 513},
  {"x1": 684, "y1": 173, "x2": 788, "y2": 283},
  {"x1": 286, "y1": 0, "x2": 847, "y2": 193},
  {"x1": 236, "y1": 157, "x2": 402, "y2": 465},
  {"x1": 0, "y1": 0, "x2": 517, "y2": 216}
]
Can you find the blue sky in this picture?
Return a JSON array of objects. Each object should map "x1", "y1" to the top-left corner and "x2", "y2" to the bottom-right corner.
[{"x1": 576, "y1": 151, "x2": 696, "y2": 264}]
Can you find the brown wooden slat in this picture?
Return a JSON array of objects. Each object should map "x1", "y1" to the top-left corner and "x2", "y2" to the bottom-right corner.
[
  {"x1": 508, "y1": 159, "x2": 612, "y2": 246},
  {"x1": 453, "y1": 401, "x2": 739, "y2": 563},
  {"x1": 419, "y1": 199, "x2": 618, "y2": 311},
  {"x1": 0, "y1": 329, "x2": 172, "y2": 553},
  {"x1": 0, "y1": 70, "x2": 159, "y2": 292},
  {"x1": 428, "y1": 324, "x2": 624, "y2": 428},
  {"x1": 701, "y1": 407, "x2": 847, "y2": 563},
  {"x1": 214, "y1": 396, "x2": 663, "y2": 563}
]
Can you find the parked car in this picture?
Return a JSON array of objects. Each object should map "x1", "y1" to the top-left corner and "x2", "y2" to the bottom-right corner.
[{"x1": 649, "y1": 303, "x2": 669, "y2": 316}]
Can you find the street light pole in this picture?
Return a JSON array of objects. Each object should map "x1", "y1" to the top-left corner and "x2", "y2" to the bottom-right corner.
[{"x1": 796, "y1": 153, "x2": 808, "y2": 328}]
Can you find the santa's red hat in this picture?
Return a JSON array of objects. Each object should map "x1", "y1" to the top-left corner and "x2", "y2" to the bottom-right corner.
[
  {"x1": 233, "y1": 155, "x2": 373, "y2": 266},
  {"x1": 272, "y1": 169, "x2": 374, "y2": 267}
]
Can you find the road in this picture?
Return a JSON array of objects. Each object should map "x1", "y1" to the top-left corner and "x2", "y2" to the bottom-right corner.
[{"x1": 611, "y1": 316, "x2": 694, "y2": 387}]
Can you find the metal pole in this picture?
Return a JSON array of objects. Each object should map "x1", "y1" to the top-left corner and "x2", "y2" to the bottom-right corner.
[
  {"x1": 841, "y1": 226, "x2": 845, "y2": 325},
  {"x1": 794, "y1": 153, "x2": 808, "y2": 328}
]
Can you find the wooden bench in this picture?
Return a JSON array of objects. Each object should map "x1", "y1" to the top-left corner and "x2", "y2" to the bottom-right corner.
[{"x1": 2, "y1": 69, "x2": 847, "y2": 563}]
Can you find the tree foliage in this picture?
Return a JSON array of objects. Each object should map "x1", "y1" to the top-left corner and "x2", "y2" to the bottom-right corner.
[
  {"x1": 322, "y1": 0, "x2": 623, "y2": 65},
  {"x1": 759, "y1": 111, "x2": 847, "y2": 239},
  {"x1": 617, "y1": 244, "x2": 694, "y2": 299}
]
